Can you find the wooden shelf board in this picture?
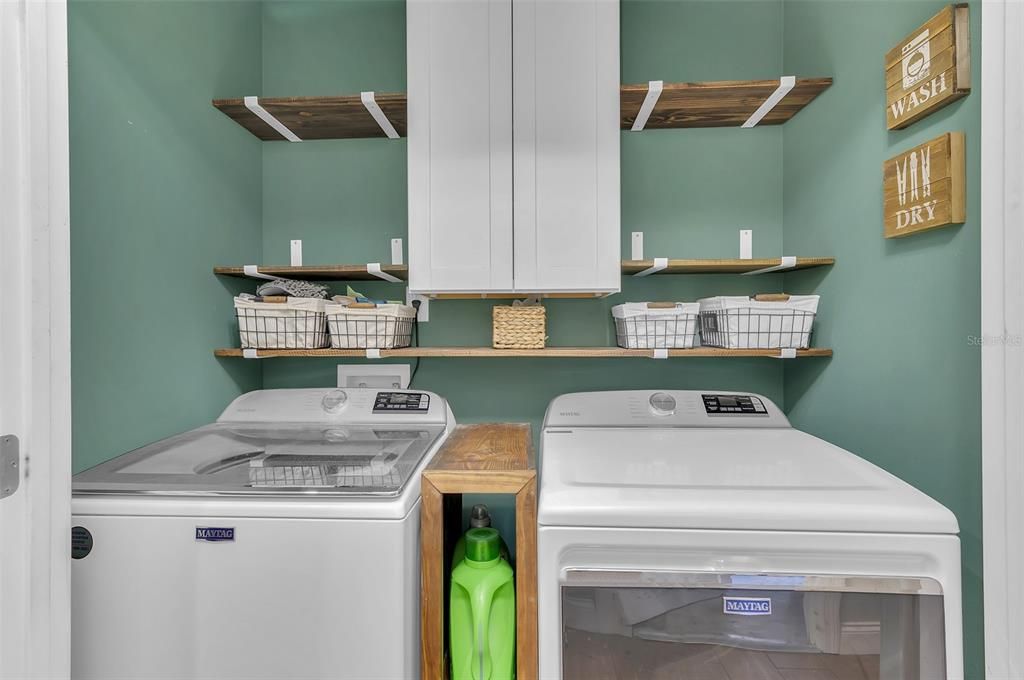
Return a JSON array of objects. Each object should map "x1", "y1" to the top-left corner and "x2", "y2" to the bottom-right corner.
[
  {"x1": 214, "y1": 347, "x2": 832, "y2": 359},
  {"x1": 215, "y1": 258, "x2": 831, "y2": 281},
  {"x1": 213, "y1": 93, "x2": 407, "y2": 141},
  {"x1": 621, "y1": 257, "x2": 835, "y2": 275},
  {"x1": 621, "y1": 77, "x2": 833, "y2": 129},
  {"x1": 214, "y1": 264, "x2": 408, "y2": 281},
  {"x1": 214, "y1": 78, "x2": 832, "y2": 141}
]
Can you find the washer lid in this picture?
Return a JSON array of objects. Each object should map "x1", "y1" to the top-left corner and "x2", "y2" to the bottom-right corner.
[
  {"x1": 538, "y1": 427, "x2": 959, "y2": 535},
  {"x1": 73, "y1": 423, "x2": 445, "y2": 497}
]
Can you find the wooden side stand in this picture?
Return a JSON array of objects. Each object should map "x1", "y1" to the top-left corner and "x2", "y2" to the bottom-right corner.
[{"x1": 420, "y1": 424, "x2": 537, "y2": 680}]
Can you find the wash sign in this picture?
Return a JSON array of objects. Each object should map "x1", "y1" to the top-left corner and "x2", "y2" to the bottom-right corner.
[
  {"x1": 723, "y1": 597, "x2": 772, "y2": 616},
  {"x1": 885, "y1": 4, "x2": 971, "y2": 130},
  {"x1": 883, "y1": 132, "x2": 965, "y2": 239}
]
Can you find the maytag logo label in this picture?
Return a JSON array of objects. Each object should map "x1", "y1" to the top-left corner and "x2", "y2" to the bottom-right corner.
[
  {"x1": 195, "y1": 527, "x2": 235, "y2": 542},
  {"x1": 723, "y1": 597, "x2": 772, "y2": 616}
]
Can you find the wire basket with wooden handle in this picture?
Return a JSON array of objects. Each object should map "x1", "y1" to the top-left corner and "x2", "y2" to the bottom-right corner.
[{"x1": 612, "y1": 302, "x2": 700, "y2": 349}]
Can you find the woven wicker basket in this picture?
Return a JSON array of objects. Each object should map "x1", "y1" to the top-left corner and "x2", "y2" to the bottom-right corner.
[{"x1": 492, "y1": 305, "x2": 546, "y2": 349}]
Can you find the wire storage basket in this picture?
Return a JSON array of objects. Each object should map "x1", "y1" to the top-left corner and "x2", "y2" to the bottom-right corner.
[
  {"x1": 493, "y1": 304, "x2": 546, "y2": 349},
  {"x1": 698, "y1": 295, "x2": 819, "y2": 349},
  {"x1": 326, "y1": 303, "x2": 416, "y2": 349},
  {"x1": 612, "y1": 302, "x2": 700, "y2": 349},
  {"x1": 235, "y1": 297, "x2": 329, "y2": 349}
]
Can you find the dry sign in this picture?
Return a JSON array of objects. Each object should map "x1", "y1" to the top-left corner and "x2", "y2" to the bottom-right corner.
[
  {"x1": 883, "y1": 132, "x2": 965, "y2": 238},
  {"x1": 886, "y1": 4, "x2": 971, "y2": 130}
]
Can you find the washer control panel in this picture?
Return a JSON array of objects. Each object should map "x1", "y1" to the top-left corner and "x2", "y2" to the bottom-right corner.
[
  {"x1": 702, "y1": 393, "x2": 767, "y2": 415},
  {"x1": 649, "y1": 392, "x2": 677, "y2": 416},
  {"x1": 373, "y1": 391, "x2": 430, "y2": 413}
]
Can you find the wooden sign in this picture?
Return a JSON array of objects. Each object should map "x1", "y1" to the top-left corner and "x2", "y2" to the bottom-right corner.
[
  {"x1": 886, "y1": 4, "x2": 971, "y2": 130},
  {"x1": 883, "y1": 132, "x2": 965, "y2": 238}
]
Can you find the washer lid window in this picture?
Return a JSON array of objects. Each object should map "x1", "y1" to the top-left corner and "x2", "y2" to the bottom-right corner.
[{"x1": 73, "y1": 423, "x2": 446, "y2": 497}]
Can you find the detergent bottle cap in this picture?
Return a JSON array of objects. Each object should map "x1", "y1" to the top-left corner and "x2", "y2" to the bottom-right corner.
[
  {"x1": 464, "y1": 528, "x2": 500, "y2": 563},
  {"x1": 469, "y1": 504, "x2": 492, "y2": 528}
]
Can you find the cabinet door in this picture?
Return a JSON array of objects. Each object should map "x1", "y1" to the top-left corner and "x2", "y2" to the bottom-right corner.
[
  {"x1": 512, "y1": 0, "x2": 620, "y2": 293},
  {"x1": 407, "y1": 0, "x2": 514, "y2": 293}
]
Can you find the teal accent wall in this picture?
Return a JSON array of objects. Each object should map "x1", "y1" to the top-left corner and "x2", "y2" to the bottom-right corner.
[
  {"x1": 69, "y1": 0, "x2": 264, "y2": 472},
  {"x1": 69, "y1": 0, "x2": 984, "y2": 672},
  {"x1": 258, "y1": 0, "x2": 790, "y2": 443},
  {"x1": 782, "y1": 1, "x2": 983, "y2": 676}
]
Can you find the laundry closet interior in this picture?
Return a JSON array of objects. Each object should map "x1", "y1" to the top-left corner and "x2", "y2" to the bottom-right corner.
[{"x1": 68, "y1": 0, "x2": 982, "y2": 675}]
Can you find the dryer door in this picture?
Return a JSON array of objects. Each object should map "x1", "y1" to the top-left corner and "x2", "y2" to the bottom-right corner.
[{"x1": 561, "y1": 571, "x2": 946, "y2": 679}]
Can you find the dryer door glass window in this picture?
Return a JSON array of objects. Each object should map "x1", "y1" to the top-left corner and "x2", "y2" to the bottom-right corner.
[{"x1": 561, "y1": 576, "x2": 946, "y2": 679}]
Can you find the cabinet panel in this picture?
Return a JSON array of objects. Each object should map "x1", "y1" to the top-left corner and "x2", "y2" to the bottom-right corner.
[
  {"x1": 408, "y1": 0, "x2": 513, "y2": 292},
  {"x1": 513, "y1": 0, "x2": 620, "y2": 293}
]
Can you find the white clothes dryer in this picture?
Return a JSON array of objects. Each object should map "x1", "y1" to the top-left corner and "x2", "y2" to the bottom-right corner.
[{"x1": 537, "y1": 390, "x2": 962, "y2": 680}]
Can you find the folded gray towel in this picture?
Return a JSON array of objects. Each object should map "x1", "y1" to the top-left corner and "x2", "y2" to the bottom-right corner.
[{"x1": 256, "y1": 279, "x2": 329, "y2": 299}]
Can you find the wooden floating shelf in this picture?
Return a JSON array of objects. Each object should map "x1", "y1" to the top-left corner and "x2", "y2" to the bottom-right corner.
[
  {"x1": 621, "y1": 257, "x2": 834, "y2": 275},
  {"x1": 621, "y1": 77, "x2": 833, "y2": 129},
  {"x1": 214, "y1": 264, "x2": 408, "y2": 281},
  {"x1": 213, "y1": 93, "x2": 407, "y2": 141},
  {"x1": 216, "y1": 258, "x2": 832, "y2": 282},
  {"x1": 214, "y1": 347, "x2": 832, "y2": 359},
  {"x1": 214, "y1": 77, "x2": 832, "y2": 141}
]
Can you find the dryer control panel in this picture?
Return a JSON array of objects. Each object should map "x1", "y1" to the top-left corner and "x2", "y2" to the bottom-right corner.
[
  {"x1": 543, "y1": 390, "x2": 789, "y2": 429},
  {"x1": 702, "y1": 394, "x2": 767, "y2": 415}
]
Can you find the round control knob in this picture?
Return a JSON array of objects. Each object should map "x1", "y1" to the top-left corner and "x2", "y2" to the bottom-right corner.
[
  {"x1": 321, "y1": 389, "x2": 348, "y2": 414},
  {"x1": 649, "y1": 392, "x2": 676, "y2": 416}
]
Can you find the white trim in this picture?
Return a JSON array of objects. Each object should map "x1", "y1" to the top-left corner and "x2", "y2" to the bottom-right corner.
[
  {"x1": 982, "y1": 1, "x2": 1024, "y2": 678},
  {"x1": 0, "y1": 0, "x2": 72, "y2": 677}
]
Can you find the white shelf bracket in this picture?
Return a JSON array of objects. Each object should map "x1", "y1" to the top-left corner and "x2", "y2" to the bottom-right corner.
[
  {"x1": 740, "y1": 230, "x2": 753, "y2": 260},
  {"x1": 631, "y1": 80, "x2": 664, "y2": 132},
  {"x1": 773, "y1": 348, "x2": 798, "y2": 359},
  {"x1": 243, "y1": 265, "x2": 290, "y2": 281},
  {"x1": 391, "y1": 238, "x2": 404, "y2": 266},
  {"x1": 741, "y1": 255, "x2": 798, "y2": 276},
  {"x1": 242, "y1": 349, "x2": 262, "y2": 360},
  {"x1": 244, "y1": 96, "x2": 301, "y2": 142},
  {"x1": 365, "y1": 349, "x2": 382, "y2": 360},
  {"x1": 367, "y1": 262, "x2": 402, "y2": 283},
  {"x1": 361, "y1": 91, "x2": 400, "y2": 139},
  {"x1": 634, "y1": 257, "x2": 669, "y2": 277},
  {"x1": 652, "y1": 349, "x2": 669, "y2": 359},
  {"x1": 741, "y1": 76, "x2": 796, "y2": 128}
]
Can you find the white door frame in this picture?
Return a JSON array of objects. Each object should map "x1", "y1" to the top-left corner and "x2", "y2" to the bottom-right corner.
[
  {"x1": 0, "y1": 0, "x2": 72, "y2": 677},
  {"x1": 981, "y1": 1, "x2": 1024, "y2": 678}
]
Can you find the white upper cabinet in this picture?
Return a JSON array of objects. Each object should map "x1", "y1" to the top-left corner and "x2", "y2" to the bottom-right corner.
[
  {"x1": 512, "y1": 0, "x2": 620, "y2": 293},
  {"x1": 408, "y1": 0, "x2": 621, "y2": 295},
  {"x1": 407, "y1": 0, "x2": 514, "y2": 293}
]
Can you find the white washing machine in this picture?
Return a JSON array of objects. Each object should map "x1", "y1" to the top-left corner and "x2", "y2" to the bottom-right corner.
[
  {"x1": 538, "y1": 390, "x2": 962, "y2": 680},
  {"x1": 72, "y1": 387, "x2": 454, "y2": 680}
]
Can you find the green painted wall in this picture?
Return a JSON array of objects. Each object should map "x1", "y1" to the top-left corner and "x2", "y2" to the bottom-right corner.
[
  {"x1": 781, "y1": 1, "x2": 983, "y2": 676},
  {"x1": 69, "y1": 0, "x2": 264, "y2": 472},
  {"x1": 258, "y1": 0, "x2": 790, "y2": 442},
  {"x1": 69, "y1": 0, "x2": 985, "y2": 672}
]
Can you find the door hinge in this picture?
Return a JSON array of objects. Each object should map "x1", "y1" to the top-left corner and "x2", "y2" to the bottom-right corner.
[{"x1": 1, "y1": 435, "x2": 20, "y2": 500}]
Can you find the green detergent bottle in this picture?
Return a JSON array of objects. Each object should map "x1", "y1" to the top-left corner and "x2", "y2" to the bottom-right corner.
[
  {"x1": 450, "y1": 528, "x2": 515, "y2": 680},
  {"x1": 453, "y1": 505, "x2": 511, "y2": 567}
]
